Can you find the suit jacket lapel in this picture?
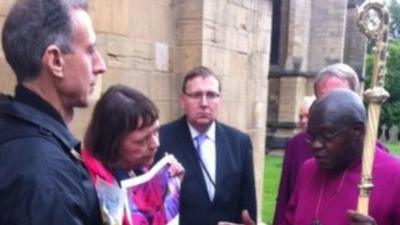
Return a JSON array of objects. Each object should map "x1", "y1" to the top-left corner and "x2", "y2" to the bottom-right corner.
[{"x1": 214, "y1": 122, "x2": 229, "y2": 203}]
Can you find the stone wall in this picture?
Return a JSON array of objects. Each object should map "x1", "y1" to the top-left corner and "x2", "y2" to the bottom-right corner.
[
  {"x1": 308, "y1": 0, "x2": 348, "y2": 71},
  {"x1": 267, "y1": 0, "x2": 368, "y2": 150},
  {"x1": 0, "y1": 0, "x2": 16, "y2": 95},
  {"x1": 344, "y1": 6, "x2": 368, "y2": 80},
  {"x1": 174, "y1": 0, "x2": 272, "y2": 219},
  {"x1": 284, "y1": 0, "x2": 311, "y2": 71},
  {"x1": 0, "y1": 0, "x2": 272, "y2": 221}
]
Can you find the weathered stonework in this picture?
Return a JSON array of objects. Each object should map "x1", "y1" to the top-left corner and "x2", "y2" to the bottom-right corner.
[
  {"x1": 284, "y1": 0, "x2": 311, "y2": 72},
  {"x1": 344, "y1": 6, "x2": 368, "y2": 79},
  {"x1": 0, "y1": 59, "x2": 14, "y2": 95},
  {"x1": 200, "y1": 1, "x2": 272, "y2": 219},
  {"x1": 0, "y1": 0, "x2": 14, "y2": 16},
  {"x1": 0, "y1": 0, "x2": 272, "y2": 222},
  {"x1": 267, "y1": 0, "x2": 367, "y2": 151},
  {"x1": 308, "y1": 0, "x2": 348, "y2": 71},
  {"x1": 278, "y1": 77, "x2": 308, "y2": 123}
]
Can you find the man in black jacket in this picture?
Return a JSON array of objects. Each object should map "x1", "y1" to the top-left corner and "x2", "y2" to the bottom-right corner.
[{"x1": 0, "y1": 0, "x2": 106, "y2": 224}]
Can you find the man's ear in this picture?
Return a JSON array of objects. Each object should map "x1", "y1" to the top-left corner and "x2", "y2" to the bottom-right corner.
[{"x1": 43, "y1": 45, "x2": 64, "y2": 78}]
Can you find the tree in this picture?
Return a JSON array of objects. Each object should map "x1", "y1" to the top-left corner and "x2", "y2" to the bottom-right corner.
[
  {"x1": 381, "y1": 40, "x2": 400, "y2": 125},
  {"x1": 365, "y1": 40, "x2": 400, "y2": 128},
  {"x1": 389, "y1": 0, "x2": 400, "y2": 38},
  {"x1": 364, "y1": 1, "x2": 400, "y2": 134}
]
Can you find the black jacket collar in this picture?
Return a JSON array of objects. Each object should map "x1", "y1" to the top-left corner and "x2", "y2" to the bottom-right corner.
[
  {"x1": 15, "y1": 84, "x2": 65, "y2": 125},
  {"x1": 0, "y1": 93, "x2": 79, "y2": 152}
]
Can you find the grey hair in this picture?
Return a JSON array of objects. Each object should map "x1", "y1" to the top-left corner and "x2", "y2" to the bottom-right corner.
[
  {"x1": 2, "y1": 0, "x2": 88, "y2": 82},
  {"x1": 314, "y1": 63, "x2": 360, "y2": 94}
]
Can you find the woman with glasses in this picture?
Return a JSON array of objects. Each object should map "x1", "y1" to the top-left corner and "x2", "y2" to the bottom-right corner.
[{"x1": 82, "y1": 85, "x2": 183, "y2": 225}]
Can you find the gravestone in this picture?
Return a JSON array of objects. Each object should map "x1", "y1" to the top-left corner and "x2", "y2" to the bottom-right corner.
[
  {"x1": 388, "y1": 125, "x2": 399, "y2": 144},
  {"x1": 379, "y1": 124, "x2": 388, "y2": 142}
]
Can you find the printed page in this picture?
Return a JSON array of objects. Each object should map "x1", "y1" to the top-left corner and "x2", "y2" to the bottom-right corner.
[
  {"x1": 121, "y1": 155, "x2": 181, "y2": 225},
  {"x1": 95, "y1": 178, "x2": 125, "y2": 225}
]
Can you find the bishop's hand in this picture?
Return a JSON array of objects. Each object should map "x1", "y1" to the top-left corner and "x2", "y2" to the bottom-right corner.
[{"x1": 348, "y1": 210, "x2": 377, "y2": 225}]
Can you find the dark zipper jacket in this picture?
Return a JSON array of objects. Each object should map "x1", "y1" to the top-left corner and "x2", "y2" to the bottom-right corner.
[{"x1": 0, "y1": 88, "x2": 101, "y2": 225}]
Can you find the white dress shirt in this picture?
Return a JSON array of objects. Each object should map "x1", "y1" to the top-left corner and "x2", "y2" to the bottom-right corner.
[{"x1": 188, "y1": 121, "x2": 216, "y2": 201}]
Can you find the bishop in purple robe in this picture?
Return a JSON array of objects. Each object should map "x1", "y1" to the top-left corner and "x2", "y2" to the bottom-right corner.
[
  {"x1": 282, "y1": 90, "x2": 400, "y2": 225},
  {"x1": 272, "y1": 132, "x2": 312, "y2": 225}
]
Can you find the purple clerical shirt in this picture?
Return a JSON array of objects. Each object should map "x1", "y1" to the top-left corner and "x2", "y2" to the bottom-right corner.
[
  {"x1": 282, "y1": 148, "x2": 400, "y2": 225},
  {"x1": 273, "y1": 133, "x2": 389, "y2": 225},
  {"x1": 273, "y1": 132, "x2": 312, "y2": 225}
]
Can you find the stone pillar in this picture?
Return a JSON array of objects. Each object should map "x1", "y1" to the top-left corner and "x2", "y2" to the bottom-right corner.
[
  {"x1": 344, "y1": 5, "x2": 368, "y2": 80},
  {"x1": 284, "y1": 0, "x2": 311, "y2": 72},
  {"x1": 308, "y1": 0, "x2": 348, "y2": 71},
  {"x1": 267, "y1": 0, "x2": 352, "y2": 150},
  {"x1": 0, "y1": 1, "x2": 272, "y2": 222},
  {"x1": 69, "y1": 0, "x2": 181, "y2": 138},
  {"x1": 279, "y1": 0, "x2": 312, "y2": 131},
  {"x1": 267, "y1": 0, "x2": 312, "y2": 150},
  {"x1": 0, "y1": 0, "x2": 16, "y2": 95},
  {"x1": 201, "y1": 0, "x2": 272, "y2": 221},
  {"x1": 274, "y1": 76, "x2": 308, "y2": 137},
  {"x1": 174, "y1": 0, "x2": 203, "y2": 74},
  {"x1": 278, "y1": 77, "x2": 306, "y2": 123}
]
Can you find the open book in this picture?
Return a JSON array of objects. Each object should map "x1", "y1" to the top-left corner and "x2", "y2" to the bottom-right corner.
[{"x1": 121, "y1": 155, "x2": 181, "y2": 225}]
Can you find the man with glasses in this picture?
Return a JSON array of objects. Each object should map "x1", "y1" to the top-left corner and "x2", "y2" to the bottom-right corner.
[
  {"x1": 282, "y1": 89, "x2": 400, "y2": 225},
  {"x1": 273, "y1": 63, "x2": 379, "y2": 225},
  {"x1": 155, "y1": 66, "x2": 257, "y2": 225}
]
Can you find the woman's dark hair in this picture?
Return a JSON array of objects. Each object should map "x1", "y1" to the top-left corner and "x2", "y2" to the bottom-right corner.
[{"x1": 84, "y1": 85, "x2": 159, "y2": 169}]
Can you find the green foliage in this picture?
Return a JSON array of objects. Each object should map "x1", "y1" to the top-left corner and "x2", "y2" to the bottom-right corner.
[
  {"x1": 262, "y1": 154, "x2": 283, "y2": 225},
  {"x1": 364, "y1": 54, "x2": 374, "y2": 86},
  {"x1": 389, "y1": 0, "x2": 400, "y2": 38},
  {"x1": 365, "y1": 40, "x2": 400, "y2": 127},
  {"x1": 381, "y1": 40, "x2": 400, "y2": 125}
]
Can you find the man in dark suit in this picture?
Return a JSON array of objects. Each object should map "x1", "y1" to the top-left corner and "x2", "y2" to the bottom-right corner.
[{"x1": 156, "y1": 66, "x2": 257, "y2": 225}]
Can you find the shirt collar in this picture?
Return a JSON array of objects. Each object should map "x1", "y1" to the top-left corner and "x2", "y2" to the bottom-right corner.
[{"x1": 187, "y1": 121, "x2": 216, "y2": 142}]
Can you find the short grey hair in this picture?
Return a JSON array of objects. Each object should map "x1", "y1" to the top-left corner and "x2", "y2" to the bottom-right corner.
[
  {"x1": 2, "y1": 0, "x2": 88, "y2": 82},
  {"x1": 314, "y1": 63, "x2": 360, "y2": 94}
]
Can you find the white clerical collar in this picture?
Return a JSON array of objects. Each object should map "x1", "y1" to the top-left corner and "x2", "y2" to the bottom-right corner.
[{"x1": 187, "y1": 121, "x2": 216, "y2": 142}]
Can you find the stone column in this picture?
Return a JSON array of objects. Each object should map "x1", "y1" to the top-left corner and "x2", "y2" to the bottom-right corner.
[
  {"x1": 268, "y1": 0, "x2": 351, "y2": 150},
  {"x1": 284, "y1": 0, "x2": 311, "y2": 71},
  {"x1": 201, "y1": 0, "x2": 272, "y2": 221},
  {"x1": 344, "y1": 5, "x2": 368, "y2": 80},
  {"x1": 0, "y1": 1, "x2": 272, "y2": 222},
  {"x1": 267, "y1": 0, "x2": 312, "y2": 149},
  {"x1": 0, "y1": 0, "x2": 17, "y2": 95},
  {"x1": 308, "y1": 0, "x2": 348, "y2": 71},
  {"x1": 70, "y1": 0, "x2": 181, "y2": 138}
]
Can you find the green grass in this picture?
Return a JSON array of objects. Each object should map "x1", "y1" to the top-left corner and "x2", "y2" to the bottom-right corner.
[
  {"x1": 261, "y1": 154, "x2": 283, "y2": 225},
  {"x1": 261, "y1": 143, "x2": 400, "y2": 225},
  {"x1": 385, "y1": 143, "x2": 400, "y2": 155}
]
